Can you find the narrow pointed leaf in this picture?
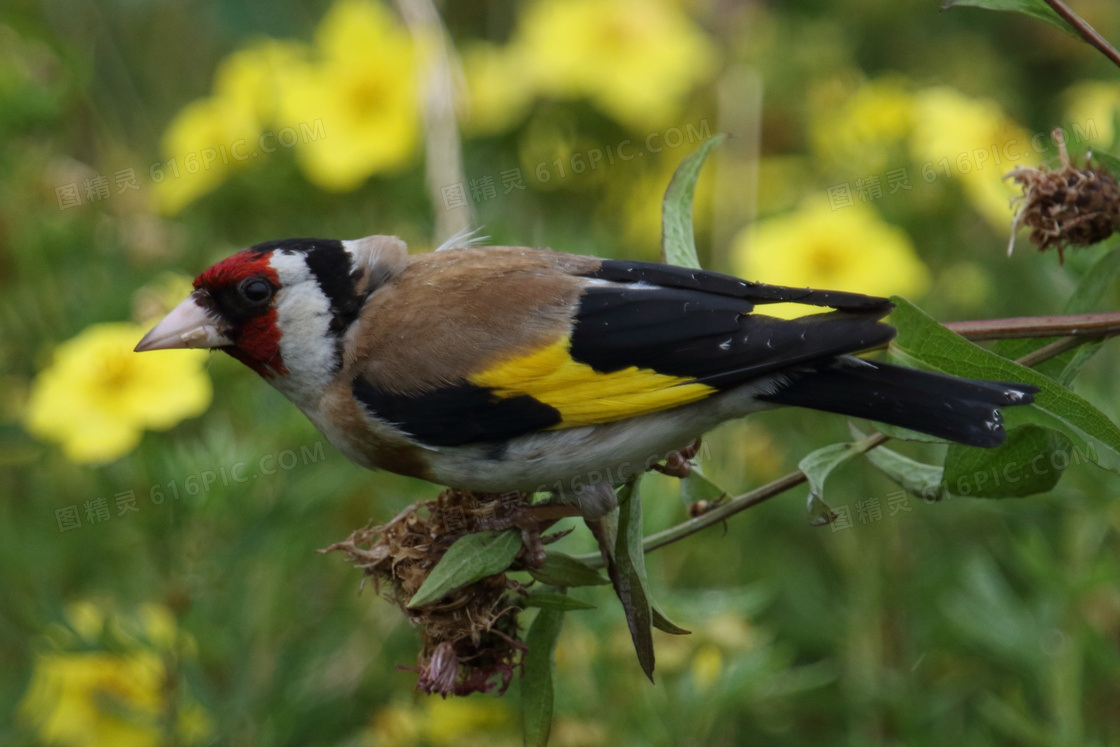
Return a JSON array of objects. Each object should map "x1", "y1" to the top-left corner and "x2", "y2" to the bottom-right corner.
[
  {"x1": 522, "y1": 593, "x2": 596, "y2": 611},
  {"x1": 527, "y1": 551, "x2": 611, "y2": 588},
  {"x1": 522, "y1": 608, "x2": 565, "y2": 747},
  {"x1": 799, "y1": 442, "x2": 859, "y2": 500},
  {"x1": 612, "y1": 478, "x2": 655, "y2": 681},
  {"x1": 652, "y1": 605, "x2": 692, "y2": 635},
  {"x1": 407, "y1": 529, "x2": 521, "y2": 608},
  {"x1": 850, "y1": 424, "x2": 945, "y2": 500},
  {"x1": 799, "y1": 442, "x2": 867, "y2": 523},
  {"x1": 940, "y1": 0, "x2": 1076, "y2": 36},
  {"x1": 1059, "y1": 342, "x2": 1104, "y2": 386},
  {"x1": 662, "y1": 134, "x2": 727, "y2": 269},
  {"x1": 868, "y1": 422, "x2": 951, "y2": 444}
]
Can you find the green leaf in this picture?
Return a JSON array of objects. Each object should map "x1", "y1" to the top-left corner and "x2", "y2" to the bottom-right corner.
[
  {"x1": 612, "y1": 478, "x2": 655, "y2": 681},
  {"x1": 661, "y1": 133, "x2": 727, "y2": 269},
  {"x1": 527, "y1": 551, "x2": 611, "y2": 588},
  {"x1": 407, "y1": 529, "x2": 521, "y2": 608},
  {"x1": 944, "y1": 426, "x2": 1072, "y2": 498},
  {"x1": 799, "y1": 441, "x2": 882, "y2": 524},
  {"x1": 1059, "y1": 342, "x2": 1104, "y2": 386},
  {"x1": 800, "y1": 443, "x2": 859, "y2": 502},
  {"x1": 869, "y1": 422, "x2": 952, "y2": 444},
  {"x1": 652, "y1": 605, "x2": 692, "y2": 635},
  {"x1": 521, "y1": 607, "x2": 565, "y2": 747},
  {"x1": 994, "y1": 246, "x2": 1120, "y2": 381},
  {"x1": 940, "y1": 0, "x2": 1077, "y2": 36},
  {"x1": 1093, "y1": 150, "x2": 1120, "y2": 180},
  {"x1": 888, "y1": 296, "x2": 1120, "y2": 475},
  {"x1": 850, "y1": 424, "x2": 945, "y2": 500},
  {"x1": 678, "y1": 464, "x2": 728, "y2": 508},
  {"x1": 522, "y1": 593, "x2": 596, "y2": 611}
]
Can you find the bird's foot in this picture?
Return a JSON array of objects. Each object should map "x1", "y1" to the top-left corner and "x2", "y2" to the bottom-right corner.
[
  {"x1": 474, "y1": 501, "x2": 580, "y2": 568},
  {"x1": 650, "y1": 438, "x2": 703, "y2": 479}
]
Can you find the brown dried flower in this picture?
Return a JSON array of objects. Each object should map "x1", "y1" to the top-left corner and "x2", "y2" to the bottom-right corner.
[
  {"x1": 1007, "y1": 128, "x2": 1120, "y2": 263},
  {"x1": 321, "y1": 489, "x2": 532, "y2": 696}
]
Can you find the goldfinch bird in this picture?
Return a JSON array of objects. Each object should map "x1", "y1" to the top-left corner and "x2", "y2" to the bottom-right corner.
[{"x1": 136, "y1": 235, "x2": 1036, "y2": 516}]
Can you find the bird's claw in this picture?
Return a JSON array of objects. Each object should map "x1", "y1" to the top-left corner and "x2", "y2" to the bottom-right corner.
[
  {"x1": 474, "y1": 503, "x2": 580, "y2": 568},
  {"x1": 650, "y1": 438, "x2": 702, "y2": 479}
]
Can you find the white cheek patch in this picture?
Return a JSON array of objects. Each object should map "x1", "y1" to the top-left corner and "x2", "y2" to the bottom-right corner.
[{"x1": 268, "y1": 252, "x2": 338, "y2": 399}]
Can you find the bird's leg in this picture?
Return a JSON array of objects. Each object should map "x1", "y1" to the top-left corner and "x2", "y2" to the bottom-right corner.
[
  {"x1": 650, "y1": 438, "x2": 703, "y2": 479},
  {"x1": 562, "y1": 480, "x2": 620, "y2": 521}
]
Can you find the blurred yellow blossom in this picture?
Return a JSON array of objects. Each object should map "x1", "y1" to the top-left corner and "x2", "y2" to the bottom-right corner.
[
  {"x1": 23, "y1": 322, "x2": 211, "y2": 463},
  {"x1": 214, "y1": 39, "x2": 309, "y2": 125},
  {"x1": 910, "y1": 87, "x2": 1032, "y2": 230},
  {"x1": 808, "y1": 75, "x2": 916, "y2": 176},
  {"x1": 756, "y1": 156, "x2": 813, "y2": 216},
  {"x1": 690, "y1": 643, "x2": 724, "y2": 693},
  {"x1": 732, "y1": 197, "x2": 930, "y2": 318},
  {"x1": 366, "y1": 696, "x2": 515, "y2": 746},
  {"x1": 153, "y1": 94, "x2": 259, "y2": 215},
  {"x1": 1062, "y1": 81, "x2": 1120, "y2": 149},
  {"x1": 513, "y1": 0, "x2": 718, "y2": 130},
  {"x1": 18, "y1": 601, "x2": 212, "y2": 747},
  {"x1": 153, "y1": 40, "x2": 307, "y2": 215},
  {"x1": 155, "y1": 0, "x2": 419, "y2": 209},
  {"x1": 278, "y1": 0, "x2": 420, "y2": 191},
  {"x1": 460, "y1": 42, "x2": 535, "y2": 136}
]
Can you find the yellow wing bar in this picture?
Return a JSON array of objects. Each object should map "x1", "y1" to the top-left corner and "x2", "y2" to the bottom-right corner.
[{"x1": 470, "y1": 336, "x2": 716, "y2": 427}]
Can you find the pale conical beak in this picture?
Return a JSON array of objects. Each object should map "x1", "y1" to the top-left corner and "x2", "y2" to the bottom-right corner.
[{"x1": 134, "y1": 294, "x2": 233, "y2": 352}]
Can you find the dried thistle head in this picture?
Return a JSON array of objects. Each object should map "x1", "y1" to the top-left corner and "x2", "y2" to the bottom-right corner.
[
  {"x1": 322, "y1": 489, "x2": 532, "y2": 696},
  {"x1": 1007, "y1": 128, "x2": 1120, "y2": 263}
]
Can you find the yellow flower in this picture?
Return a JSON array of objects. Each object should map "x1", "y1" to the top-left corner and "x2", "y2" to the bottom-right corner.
[
  {"x1": 20, "y1": 652, "x2": 167, "y2": 747},
  {"x1": 513, "y1": 0, "x2": 718, "y2": 130},
  {"x1": 910, "y1": 87, "x2": 1032, "y2": 230},
  {"x1": 18, "y1": 602, "x2": 212, "y2": 747},
  {"x1": 278, "y1": 0, "x2": 420, "y2": 191},
  {"x1": 367, "y1": 703, "x2": 423, "y2": 747},
  {"x1": 808, "y1": 75, "x2": 916, "y2": 176},
  {"x1": 153, "y1": 40, "x2": 307, "y2": 215},
  {"x1": 1062, "y1": 81, "x2": 1120, "y2": 150},
  {"x1": 365, "y1": 697, "x2": 515, "y2": 747},
  {"x1": 214, "y1": 39, "x2": 309, "y2": 125},
  {"x1": 424, "y1": 697, "x2": 513, "y2": 745},
  {"x1": 731, "y1": 197, "x2": 930, "y2": 318},
  {"x1": 460, "y1": 41, "x2": 535, "y2": 136},
  {"x1": 23, "y1": 323, "x2": 211, "y2": 464},
  {"x1": 690, "y1": 643, "x2": 723, "y2": 693}
]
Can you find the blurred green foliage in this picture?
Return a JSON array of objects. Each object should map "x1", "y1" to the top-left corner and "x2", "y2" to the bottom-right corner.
[{"x1": 2, "y1": 0, "x2": 1120, "y2": 745}]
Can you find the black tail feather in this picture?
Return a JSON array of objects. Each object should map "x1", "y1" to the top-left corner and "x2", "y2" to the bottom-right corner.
[{"x1": 759, "y1": 356, "x2": 1038, "y2": 447}]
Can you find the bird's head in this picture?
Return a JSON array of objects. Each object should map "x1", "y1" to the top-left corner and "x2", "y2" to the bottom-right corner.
[{"x1": 135, "y1": 235, "x2": 407, "y2": 390}]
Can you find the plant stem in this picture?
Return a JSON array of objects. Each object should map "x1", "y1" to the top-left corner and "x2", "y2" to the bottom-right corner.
[
  {"x1": 1042, "y1": 0, "x2": 1120, "y2": 71},
  {"x1": 575, "y1": 329, "x2": 1102, "y2": 568},
  {"x1": 945, "y1": 311, "x2": 1120, "y2": 341},
  {"x1": 1014, "y1": 334, "x2": 1095, "y2": 367}
]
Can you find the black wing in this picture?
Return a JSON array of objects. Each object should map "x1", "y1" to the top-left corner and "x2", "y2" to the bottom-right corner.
[{"x1": 571, "y1": 259, "x2": 897, "y2": 391}]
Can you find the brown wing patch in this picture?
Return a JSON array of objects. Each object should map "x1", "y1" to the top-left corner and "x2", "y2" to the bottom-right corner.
[{"x1": 345, "y1": 247, "x2": 598, "y2": 395}]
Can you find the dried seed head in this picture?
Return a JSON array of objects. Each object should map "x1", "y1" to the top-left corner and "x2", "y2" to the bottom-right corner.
[
  {"x1": 321, "y1": 489, "x2": 532, "y2": 696},
  {"x1": 1007, "y1": 128, "x2": 1120, "y2": 263}
]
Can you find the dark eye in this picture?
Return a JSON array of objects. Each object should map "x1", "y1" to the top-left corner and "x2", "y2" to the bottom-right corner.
[{"x1": 239, "y1": 277, "x2": 274, "y2": 305}]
